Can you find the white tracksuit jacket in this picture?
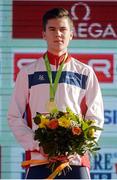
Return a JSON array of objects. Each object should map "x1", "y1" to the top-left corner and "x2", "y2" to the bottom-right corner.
[{"x1": 8, "y1": 55, "x2": 104, "y2": 167}]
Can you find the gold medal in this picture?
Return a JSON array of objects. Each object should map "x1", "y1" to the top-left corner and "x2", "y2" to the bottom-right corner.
[{"x1": 46, "y1": 101, "x2": 57, "y2": 112}]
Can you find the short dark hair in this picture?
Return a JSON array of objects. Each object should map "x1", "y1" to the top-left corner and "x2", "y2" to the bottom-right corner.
[{"x1": 42, "y1": 8, "x2": 73, "y2": 31}]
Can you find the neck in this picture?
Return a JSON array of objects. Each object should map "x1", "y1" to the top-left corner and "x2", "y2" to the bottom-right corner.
[{"x1": 47, "y1": 49, "x2": 67, "y2": 57}]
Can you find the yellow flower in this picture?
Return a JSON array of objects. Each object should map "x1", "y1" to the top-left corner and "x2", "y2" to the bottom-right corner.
[
  {"x1": 87, "y1": 128, "x2": 95, "y2": 137},
  {"x1": 39, "y1": 118, "x2": 49, "y2": 128},
  {"x1": 58, "y1": 117, "x2": 71, "y2": 128}
]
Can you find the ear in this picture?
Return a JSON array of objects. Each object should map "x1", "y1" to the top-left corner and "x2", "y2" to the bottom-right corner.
[
  {"x1": 42, "y1": 31, "x2": 46, "y2": 40},
  {"x1": 70, "y1": 31, "x2": 73, "y2": 40}
]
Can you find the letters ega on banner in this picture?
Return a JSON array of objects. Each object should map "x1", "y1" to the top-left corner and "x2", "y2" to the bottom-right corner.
[{"x1": 70, "y1": 2, "x2": 117, "y2": 39}]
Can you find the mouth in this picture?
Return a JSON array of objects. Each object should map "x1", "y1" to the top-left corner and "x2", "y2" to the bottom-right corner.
[{"x1": 54, "y1": 40, "x2": 63, "y2": 44}]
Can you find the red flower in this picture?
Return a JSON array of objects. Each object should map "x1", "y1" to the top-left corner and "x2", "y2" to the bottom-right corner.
[
  {"x1": 47, "y1": 119, "x2": 59, "y2": 129},
  {"x1": 72, "y1": 127, "x2": 82, "y2": 135}
]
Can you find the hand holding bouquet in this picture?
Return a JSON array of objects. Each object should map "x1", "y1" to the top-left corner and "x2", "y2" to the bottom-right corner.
[{"x1": 33, "y1": 107, "x2": 102, "y2": 176}]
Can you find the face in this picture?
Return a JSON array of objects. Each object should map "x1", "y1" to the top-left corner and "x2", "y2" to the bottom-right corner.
[{"x1": 43, "y1": 17, "x2": 73, "y2": 55}]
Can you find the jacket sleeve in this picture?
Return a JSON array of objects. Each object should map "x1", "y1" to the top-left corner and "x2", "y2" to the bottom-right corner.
[
  {"x1": 85, "y1": 67, "x2": 104, "y2": 141},
  {"x1": 8, "y1": 68, "x2": 39, "y2": 151}
]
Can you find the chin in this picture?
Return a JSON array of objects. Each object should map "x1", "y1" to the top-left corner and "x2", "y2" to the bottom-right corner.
[{"x1": 55, "y1": 46, "x2": 65, "y2": 50}]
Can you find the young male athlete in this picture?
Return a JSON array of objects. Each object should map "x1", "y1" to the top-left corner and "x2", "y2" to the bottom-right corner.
[{"x1": 8, "y1": 8, "x2": 104, "y2": 179}]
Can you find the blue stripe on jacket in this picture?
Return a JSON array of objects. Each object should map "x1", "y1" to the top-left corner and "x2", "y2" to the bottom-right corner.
[{"x1": 28, "y1": 71, "x2": 88, "y2": 89}]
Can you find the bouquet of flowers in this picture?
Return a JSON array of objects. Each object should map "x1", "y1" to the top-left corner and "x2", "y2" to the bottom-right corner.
[{"x1": 33, "y1": 107, "x2": 102, "y2": 177}]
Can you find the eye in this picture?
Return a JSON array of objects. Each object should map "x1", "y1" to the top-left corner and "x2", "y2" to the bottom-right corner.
[
  {"x1": 49, "y1": 27, "x2": 55, "y2": 31},
  {"x1": 60, "y1": 27, "x2": 67, "y2": 32}
]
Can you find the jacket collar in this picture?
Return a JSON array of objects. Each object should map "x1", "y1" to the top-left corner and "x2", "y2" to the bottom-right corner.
[{"x1": 43, "y1": 51, "x2": 71, "y2": 68}]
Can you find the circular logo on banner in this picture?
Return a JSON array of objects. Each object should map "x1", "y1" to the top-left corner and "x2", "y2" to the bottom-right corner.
[{"x1": 71, "y1": 2, "x2": 90, "y2": 21}]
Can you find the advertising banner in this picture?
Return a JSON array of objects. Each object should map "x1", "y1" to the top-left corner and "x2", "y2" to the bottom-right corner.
[
  {"x1": 103, "y1": 96, "x2": 117, "y2": 135},
  {"x1": 12, "y1": 50, "x2": 117, "y2": 89},
  {"x1": 91, "y1": 148, "x2": 117, "y2": 179},
  {"x1": 13, "y1": 1, "x2": 117, "y2": 39},
  {"x1": 3, "y1": 146, "x2": 117, "y2": 179},
  {"x1": 2, "y1": 147, "x2": 25, "y2": 179}
]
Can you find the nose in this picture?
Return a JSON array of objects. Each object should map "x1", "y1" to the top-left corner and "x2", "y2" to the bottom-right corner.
[{"x1": 55, "y1": 29, "x2": 61, "y2": 37}]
